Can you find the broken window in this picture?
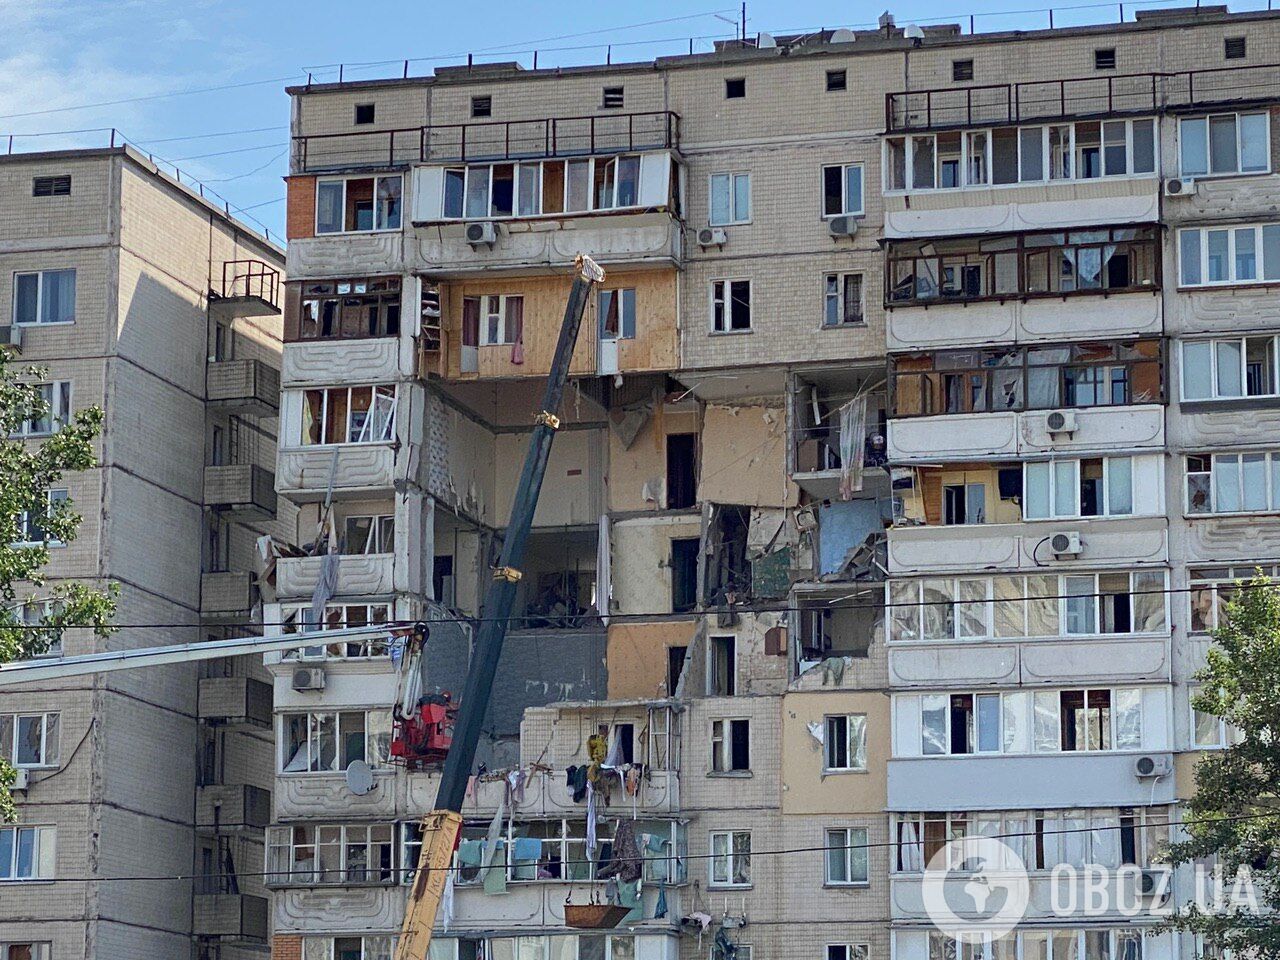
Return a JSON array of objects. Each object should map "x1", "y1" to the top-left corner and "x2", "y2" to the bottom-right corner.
[
  {"x1": 824, "y1": 273, "x2": 864, "y2": 326},
  {"x1": 704, "y1": 505, "x2": 749, "y2": 605},
  {"x1": 670, "y1": 538, "x2": 699, "y2": 613},
  {"x1": 828, "y1": 946, "x2": 870, "y2": 960},
  {"x1": 666, "y1": 645, "x2": 688, "y2": 693},
  {"x1": 0, "y1": 713, "x2": 59, "y2": 768},
  {"x1": 32, "y1": 175, "x2": 70, "y2": 197},
  {"x1": 1186, "y1": 451, "x2": 1280, "y2": 514},
  {"x1": 280, "y1": 710, "x2": 392, "y2": 773},
  {"x1": 665, "y1": 433, "x2": 697, "y2": 509},
  {"x1": 709, "y1": 172, "x2": 750, "y2": 225},
  {"x1": 710, "y1": 718, "x2": 750, "y2": 772},
  {"x1": 709, "y1": 830, "x2": 750, "y2": 885},
  {"x1": 711, "y1": 279, "x2": 751, "y2": 332},
  {"x1": 825, "y1": 828, "x2": 869, "y2": 885},
  {"x1": 797, "y1": 594, "x2": 876, "y2": 664},
  {"x1": 824, "y1": 714, "x2": 867, "y2": 770},
  {"x1": 281, "y1": 603, "x2": 391, "y2": 659},
  {"x1": 598, "y1": 288, "x2": 636, "y2": 341},
  {"x1": 710, "y1": 635, "x2": 736, "y2": 696},
  {"x1": 342, "y1": 515, "x2": 395, "y2": 555},
  {"x1": 300, "y1": 385, "x2": 397, "y2": 445},
  {"x1": 1180, "y1": 112, "x2": 1269, "y2": 176},
  {"x1": 13, "y1": 489, "x2": 68, "y2": 546},
  {"x1": 315, "y1": 175, "x2": 401, "y2": 233},
  {"x1": 725, "y1": 78, "x2": 746, "y2": 99},
  {"x1": 919, "y1": 688, "x2": 1144, "y2": 755},
  {"x1": 299, "y1": 278, "x2": 401, "y2": 340},
  {"x1": 822, "y1": 163, "x2": 864, "y2": 217},
  {"x1": 12, "y1": 269, "x2": 75, "y2": 325},
  {"x1": 268, "y1": 824, "x2": 395, "y2": 886},
  {"x1": 13, "y1": 381, "x2": 71, "y2": 437}
]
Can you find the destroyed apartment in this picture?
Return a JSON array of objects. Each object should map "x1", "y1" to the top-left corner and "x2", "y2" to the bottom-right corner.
[{"x1": 1, "y1": 4, "x2": 1279, "y2": 960}]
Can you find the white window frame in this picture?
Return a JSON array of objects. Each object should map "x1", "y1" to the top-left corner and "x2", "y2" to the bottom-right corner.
[
  {"x1": 824, "y1": 828, "x2": 870, "y2": 886},
  {"x1": 14, "y1": 489, "x2": 68, "y2": 547},
  {"x1": 1189, "y1": 685, "x2": 1229, "y2": 750},
  {"x1": 13, "y1": 382, "x2": 71, "y2": 437},
  {"x1": 823, "y1": 714, "x2": 868, "y2": 772},
  {"x1": 710, "y1": 717, "x2": 750, "y2": 773},
  {"x1": 278, "y1": 710, "x2": 392, "y2": 774},
  {"x1": 0, "y1": 945, "x2": 50, "y2": 960},
  {"x1": 708, "y1": 830, "x2": 751, "y2": 887},
  {"x1": 823, "y1": 272, "x2": 865, "y2": 327},
  {"x1": 827, "y1": 945, "x2": 870, "y2": 960},
  {"x1": 442, "y1": 157, "x2": 645, "y2": 221},
  {"x1": 1185, "y1": 451, "x2": 1280, "y2": 516},
  {"x1": 281, "y1": 603, "x2": 393, "y2": 660},
  {"x1": 709, "y1": 172, "x2": 751, "y2": 225},
  {"x1": 0, "y1": 713, "x2": 59, "y2": 768},
  {"x1": 343, "y1": 514, "x2": 395, "y2": 555},
  {"x1": 821, "y1": 163, "x2": 865, "y2": 217},
  {"x1": 1187, "y1": 563, "x2": 1280, "y2": 634},
  {"x1": 472, "y1": 294, "x2": 523, "y2": 347},
  {"x1": 12, "y1": 269, "x2": 76, "y2": 326},
  {"x1": 315, "y1": 174, "x2": 403, "y2": 234},
  {"x1": 0, "y1": 825, "x2": 54, "y2": 881},
  {"x1": 1178, "y1": 111, "x2": 1271, "y2": 177},
  {"x1": 1178, "y1": 224, "x2": 1280, "y2": 287},
  {"x1": 598, "y1": 287, "x2": 637, "y2": 341},
  {"x1": 710, "y1": 279, "x2": 751, "y2": 333},
  {"x1": 1022, "y1": 456, "x2": 1136, "y2": 520},
  {"x1": 299, "y1": 385, "x2": 398, "y2": 446},
  {"x1": 1179, "y1": 335, "x2": 1280, "y2": 401},
  {"x1": 267, "y1": 823, "x2": 397, "y2": 886}
]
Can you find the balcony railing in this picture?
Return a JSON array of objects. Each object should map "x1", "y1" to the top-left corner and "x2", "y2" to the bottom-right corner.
[
  {"x1": 216, "y1": 259, "x2": 280, "y2": 307},
  {"x1": 292, "y1": 111, "x2": 680, "y2": 172},
  {"x1": 886, "y1": 61, "x2": 1280, "y2": 132}
]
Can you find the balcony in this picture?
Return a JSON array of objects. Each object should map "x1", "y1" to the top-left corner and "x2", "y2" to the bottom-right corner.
[
  {"x1": 275, "y1": 552, "x2": 395, "y2": 600},
  {"x1": 207, "y1": 358, "x2": 280, "y2": 416},
  {"x1": 891, "y1": 870, "x2": 1168, "y2": 923},
  {"x1": 789, "y1": 367, "x2": 888, "y2": 500},
  {"x1": 204, "y1": 464, "x2": 277, "y2": 518},
  {"x1": 281, "y1": 336, "x2": 402, "y2": 386},
  {"x1": 198, "y1": 676, "x2": 273, "y2": 727},
  {"x1": 885, "y1": 61, "x2": 1280, "y2": 132},
  {"x1": 194, "y1": 893, "x2": 269, "y2": 943},
  {"x1": 196, "y1": 783, "x2": 272, "y2": 835},
  {"x1": 292, "y1": 111, "x2": 680, "y2": 173},
  {"x1": 276, "y1": 445, "x2": 397, "y2": 500},
  {"x1": 200, "y1": 571, "x2": 258, "y2": 623},
  {"x1": 209, "y1": 259, "x2": 280, "y2": 318}
]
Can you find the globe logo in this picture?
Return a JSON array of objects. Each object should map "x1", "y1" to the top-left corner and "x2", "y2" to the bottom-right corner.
[{"x1": 921, "y1": 835, "x2": 1031, "y2": 942}]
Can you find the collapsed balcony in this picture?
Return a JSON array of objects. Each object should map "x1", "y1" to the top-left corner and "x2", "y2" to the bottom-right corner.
[
  {"x1": 789, "y1": 366, "x2": 888, "y2": 501},
  {"x1": 793, "y1": 584, "x2": 883, "y2": 678},
  {"x1": 510, "y1": 529, "x2": 599, "y2": 630},
  {"x1": 886, "y1": 227, "x2": 1159, "y2": 308},
  {"x1": 703, "y1": 504, "x2": 798, "y2": 608}
]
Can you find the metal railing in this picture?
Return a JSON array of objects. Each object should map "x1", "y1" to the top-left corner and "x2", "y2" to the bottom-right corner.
[
  {"x1": 292, "y1": 110, "x2": 680, "y2": 172},
  {"x1": 886, "y1": 61, "x2": 1280, "y2": 132},
  {"x1": 218, "y1": 260, "x2": 280, "y2": 307}
]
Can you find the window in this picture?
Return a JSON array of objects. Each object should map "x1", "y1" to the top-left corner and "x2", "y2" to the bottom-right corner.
[
  {"x1": 1023, "y1": 457, "x2": 1135, "y2": 519},
  {"x1": 710, "y1": 635, "x2": 736, "y2": 696},
  {"x1": 0, "y1": 825, "x2": 54, "y2": 880},
  {"x1": 602, "y1": 86, "x2": 625, "y2": 108},
  {"x1": 822, "y1": 163, "x2": 864, "y2": 217},
  {"x1": 13, "y1": 382, "x2": 71, "y2": 437},
  {"x1": 32, "y1": 176, "x2": 70, "y2": 197},
  {"x1": 598, "y1": 288, "x2": 636, "y2": 341},
  {"x1": 354, "y1": 103, "x2": 375, "y2": 125},
  {"x1": 267, "y1": 824, "x2": 396, "y2": 885},
  {"x1": 0, "y1": 714, "x2": 59, "y2": 768},
  {"x1": 15, "y1": 599, "x2": 63, "y2": 658},
  {"x1": 709, "y1": 830, "x2": 750, "y2": 886},
  {"x1": 471, "y1": 96, "x2": 492, "y2": 118},
  {"x1": 943, "y1": 482, "x2": 986, "y2": 525},
  {"x1": 1178, "y1": 224, "x2": 1280, "y2": 286},
  {"x1": 886, "y1": 119, "x2": 1156, "y2": 192},
  {"x1": 889, "y1": 571, "x2": 1167, "y2": 642},
  {"x1": 917, "y1": 686, "x2": 1144, "y2": 756},
  {"x1": 711, "y1": 280, "x2": 751, "y2": 332},
  {"x1": 1225, "y1": 37, "x2": 1246, "y2": 60},
  {"x1": 304, "y1": 936, "x2": 396, "y2": 960},
  {"x1": 463, "y1": 294, "x2": 523, "y2": 347},
  {"x1": 823, "y1": 714, "x2": 867, "y2": 771},
  {"x1": 710, "y1": 718, "x2": 750, "y2": 773},
  {"x1": 299, "y1": 278, "x2": 402, "y2": 340},
  {"x1": 671, "y1": 538, "x2": 700, "y2": 613},
  {"x1": 952, "y1": 59, "x2": 974, "y2": 81},
  {"x1": 1181, "y1": 335, "x2": 1280, "y2": 401},
  {"x1": 1189, "y1": 563, "x2": 1280, "y2": 633},
  {"x1": 301, "y1": 385, "x2": 396, "y2": 445},
  {"x1": 1185, "y1": 451, "x2": 1280, "y2": 515},
  {"x1": 1094, "y1": 48, "x2": 1116, "y2": 69},
  {"x1": 280, "y1": 710, "x2": 392, "y2": 773},
  {"x1": 1190, "y1": 686, "x2": 1229, "y2": 749},
  {"x1": 666, "y1": 433, "x2": 697, "y2": 509},
  {"x1": 709, "y1": 172, "x2": 750, "y2": 225},
  {"x1": 725, "y1": 78, "x2": 746, "y2": 99},
  {"x1": 343, "y1": 515, "x2": 395, "y2": 554},
  {"x1": 824, "y1": 273, "x2": 864, "y2": 326},
  {"x1": 0, "y1": 945, "x2": 51, "y2": 960},
  {"x1": 315, "y1": 175, "x2": 402, "y2": 233},
  {"x1": 14, "y1": 489, "x2": 68, "y2": 547},
  {"x1": 281, "y1": 603, "x2": 392, "y2": 659},
  {"x1": 1179, "y1": 112, "x2": 1269, "y2": 176},
  {"x1": 826, "y1": 69, "x2": 847, "y2": 92},
  {"x1": 442, "y1": 155, "x2": 646, "y2": 219},
  {"x1": 828, "y1": 946, "x2": 870, "y2": 960},
  {"x1": 13, "y1": 269, "x2": 75, "y2": 325},
  {"x1": 825, "y1": 829, "x2": 869, "y2": 885}
]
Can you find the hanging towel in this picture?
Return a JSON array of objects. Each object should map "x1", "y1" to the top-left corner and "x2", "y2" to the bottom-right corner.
[
  {"x1": 511, "y1": 836, "x2": 541, "y2": 881},
  {"x1": 480, "y1": 788, "x2": 508, "y2": 894},
  {"x1": 439, "y1": 871, "x2": 455, "y2": 929},
  {"x1": 654, "y1": 884, "x2": 668, "y2": 920},
  {"x1": 482, "y1": 841, "x2": 508, "y2": 894},
  {"x1": 837, "y1": 394, "x2": 868, "y2": 500},
  {"x1": 309, "y1": 550, "x2": 340, "y2": 622},
  {"x1": 456, "y1": 839, "x2": 485, "y2": 867},
  {"x1": 618, "y1": 879, "x2": 643, "y2": 922},
  {"x1": 586, "y1": 782, "x2": 599, "y2": 859},
  {"x1": 598, "y1": 819, "x2": 642, "y2": 883}
]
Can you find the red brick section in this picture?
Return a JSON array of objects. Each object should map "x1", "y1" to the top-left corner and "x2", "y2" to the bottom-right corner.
[
  {"x1": 285, "y1": 176, "x2": 316, "y2": 240},
  {"x1": 273, "y1": 934, "x2": 303, "y2": 960}
]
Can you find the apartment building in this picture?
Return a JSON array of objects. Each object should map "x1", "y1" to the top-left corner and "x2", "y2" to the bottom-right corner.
[
  {"x1": 0, "y1": 146, "x2": 287, "y2": 960},
  {"x1": 268, "y1": 7, "x2": 1280, "y2": 960}
]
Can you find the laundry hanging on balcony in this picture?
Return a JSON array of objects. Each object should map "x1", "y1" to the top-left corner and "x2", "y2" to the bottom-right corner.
[{"x1": 837, "y1": 394, "x2": 868, "y2": 500}]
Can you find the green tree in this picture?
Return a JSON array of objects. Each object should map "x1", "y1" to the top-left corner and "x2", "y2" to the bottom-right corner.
[
  {"x1": 1168, "y1": 573, "x2": 1280, "y2": 958},
  {"x1": 0, "y1": 349, "x2": 116, "y2": 821}
]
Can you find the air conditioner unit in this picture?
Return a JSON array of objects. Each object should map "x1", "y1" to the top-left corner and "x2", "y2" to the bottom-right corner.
[
  {"x1": 1050, "y1": 531, "x2": 1082, "y2": 556},
  {"x1": 1139, "y1": 867, "x2": 1172, "y2": 900},
  {"x1": 697, "y1": 226, "x2": 728, "y2": 247},
  {"x1": 0, "y1": 325, "x2": 22, "y2": 354},
  {"x1": 292, "y1": 667, "x2": 326, "y2": 692},
  {"x1": 1045, "y1": 410, "x2": 1077, "y2": 434},
  {"x1": 10, "y1": 769, "x2": 29, "y2": 791},
  {"x1": 1133, "y1": 754, "x2": 1173, "y2": 778},
  {"x1": 465, "y1": 221, "x2": 497, "y2": 247},
  {"x1": 828, "y1": 216, "x2": 859, "y2": 238},
  {"x1": 1164, "y1": 177, "x2": 1197, "y2": 197}
]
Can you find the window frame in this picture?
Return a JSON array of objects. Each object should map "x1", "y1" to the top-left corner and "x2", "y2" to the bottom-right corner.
[
  {"x1": 267, "y1": 822, "x2": 397, "y2": 886},
  {"x1": 12, "y1": 268, "x2": 77, "y2": 326},
  {"x1": 32, "y1": 175, "x2": 70, "y2": 197},
  {"x1": 1185, "y1": 451, "x2": 1280, "y2": 516},
  {"x1": 602, "y1": 86, "x2": 625, "y2": 109},
  {"x1": 0, "y1": 824, "x2": 54, "y2": 881},
  {"x1": 281, "y1": 602, "x2": 393, "y2": 660},
  {"x1": 822, "y1": 163, "x2": 865, "y2": 218},
  {"x1": 709, "y1": 717, "x2": 751, "y2": 774},
  {"x1": 823, "y1": 714, "x2": 868, "y2": 772},
  {"x1": 725, "y1": 78, "x2": 746, "y2": 99},
  {"x1": 598, "y1": 287, "x2": 637, "y2": 341},
  {"x1": 1188, "y1": 684, "x2": 1230, "y2": 750},
  {"x1": 708, "y1": 172, "x2": 751, "y2": 226},
  {"x1": 826, "y1": 69, "x2": 848, "y2": 92},
  {"x1": 278, "y1": 709, "x2": 392, "y2": 775},
  {"x1": 13, "y1": 381, "x2": 72, "y2": 438},
  {"x1": 0, "y1": 713, "x2": 60, "y2": 769},
  {"x1": 824, "y1": 827, "x2": 870, "y2": 886},
  {"x1": 1178, "y1": 111, "x2": 1271, "y2": 177},
  {"x1": 470, "y1": 96, "x2": 492, "y2": 119},
  {"x1": 1179, "y1": 335, "x2": 1280, "y2": 402},
  {"x1": 441, "y1": 155, "x2": 645, "y2": 221},
  {"x1": 827, "y1": 944, "x2": 871, "y2": 960},
  {"x1": 465, "y1": 293, "x2": 524, "y2": 347},
  {"x1": 823, "y1": 272, "x2": 865, "y2": 327},
  {"x1": 1188, "y1": 563, "x2": 1280, "y2": 634},
  {"x1": 353, "y1": 103, "x2": 376, "y2": 125},
  {"x1": 314, "y1": 174, "x2": 403, "y2": 234},
  {"x1": 14, "y1": 489, "x2": 68, "y2": 548},
  {"x1": 710, "y1": 279, "x2": 752, "y2": 334},
  {"x1": 298, "y1": 277, "x2": 403, "y2": 341},
  {"x1": 1022, "y1": 456, "x2": 1137, "y2": 520},
  {"x1": 1177, "y1": 223, "x2": 1280, "y2": 287},
  {"x1": 299, "y1": 384, "x2": 398, "y2": 446},
  {"x1": 708, "y1": 829, "x2": 751, "y2": 888}
]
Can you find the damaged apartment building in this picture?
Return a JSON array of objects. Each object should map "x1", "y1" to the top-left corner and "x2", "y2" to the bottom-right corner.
[{"x1": 256, "y1": 7, "x2": 1280, "y2": 960}]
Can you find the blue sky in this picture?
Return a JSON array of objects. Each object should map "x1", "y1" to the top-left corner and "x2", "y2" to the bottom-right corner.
[{"x1": 0, "y1": 0, "x2": 1262, "y2": 237}]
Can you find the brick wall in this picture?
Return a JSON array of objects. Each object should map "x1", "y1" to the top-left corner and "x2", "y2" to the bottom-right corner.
[
  {"x1": 273, "y1": 934, "x2": 303, "y2": 960},
  {"x1": 286, "y1": 176, "x2": 315, "y2": 239}
]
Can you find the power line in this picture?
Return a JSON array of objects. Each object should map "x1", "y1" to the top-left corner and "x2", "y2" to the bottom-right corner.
[
  {"x1": 20, "y1": 809, "x2": 1278, "y2": 885},
  {"x1": 0, "y1": 75, "x2": 304, "y2": 121},
  {"x1": 6, "y1": 575, "x2": 1274, "y2": 632}
]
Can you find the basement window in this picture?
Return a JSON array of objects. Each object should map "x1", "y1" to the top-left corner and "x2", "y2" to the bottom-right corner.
[
  {"x1": 602, "y1": 86, "x2": 625, "y2": 108},
  {"x1": 826, "y1": 69, "x2": 847, "y2": 92},
  {"x1": 471, "y1": 95, "x2": 492, "y2": 118},
  {"x1": 725, "y1": 78, "x2": 746, "y2": 99},
  {"x1": 952, "y1": 59, "x2": 974, "y2": 81},
  {"x1": 711, "y1": 718, "x2": 750, "y2": 772},
  {"x1": 1094, "y1": 48, "x2": 1116, "y2": 70},
  {"x1": 1225, "y1": 37, "x2": 1246, "y2": 60},
  {"x1": 354, "y1": 103, "x2": 375, "y2": 125},
  {"x1": 32, "y1": 175, "x2": 70, "y2": 197}
]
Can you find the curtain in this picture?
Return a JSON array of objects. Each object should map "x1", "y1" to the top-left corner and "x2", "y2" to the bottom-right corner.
[{"x1": 508, "y1": 296, "x2": 525, "y2": 364}]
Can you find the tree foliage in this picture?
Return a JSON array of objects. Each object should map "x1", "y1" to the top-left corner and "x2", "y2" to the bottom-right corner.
[
  {"x1": 0, "y1": 350, "x2": 116, "y2": 821},
  {"x1": 1168, "y1": 573, "x2": 1280, "y2": 958}
]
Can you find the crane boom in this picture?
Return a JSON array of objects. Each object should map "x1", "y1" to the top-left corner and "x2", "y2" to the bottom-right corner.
[{"x1": 395, "y1": 255, "x2": 605, "y2": 959}]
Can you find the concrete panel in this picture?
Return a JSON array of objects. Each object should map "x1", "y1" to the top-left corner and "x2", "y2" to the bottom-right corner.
[
  {"x1": 275, "y1": 886, "x2": 402, "y2": 933},
  {"x1": 277, "y1": 445, "x2": 397, "y2": 500},
  {"x1": 282, "y1": 337, "x2": 401, "y2": 386},
  {"x1": 274, "y1": 553, "x2": 395, "y2": 600},
  {"x1": 889, "y1": 645, "x2": 1019, "y2": 685},
  {"x1": 699, "y1": 404, "x2": 797, "y2": 508},
  {"x1": 606, "y1": 621, "x2": 699, "y2": 700},
  {"x1": 1183, "y1": 515, "x2": 1280, "y2": 563},
  {"x1": 287, "y1": 233, "x2": 405, "y2": 280},
  {"x1": 1169, "y1": 404, "x2": 1280, "y2": 451},
  {"x1": 1020, "y1": 637, "x2": 1169, "y2": 683},
  {"x1": 779, "y1": 689, "x2": 890, "y2": 815}
]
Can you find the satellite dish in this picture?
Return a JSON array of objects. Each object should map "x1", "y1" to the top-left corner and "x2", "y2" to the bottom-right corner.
[
  {"x1": 830, "y1": 28, "x2": 856, "y2": 43},
  {"x1": 345, "y1": 760, "x2": 374, "y2": 796},
  {"x1": 758, "y1": 31, "x2": 778, "y2": 48},
  {"x1": 904, "y1": 23, "x2": 925, "y2": 40}
]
